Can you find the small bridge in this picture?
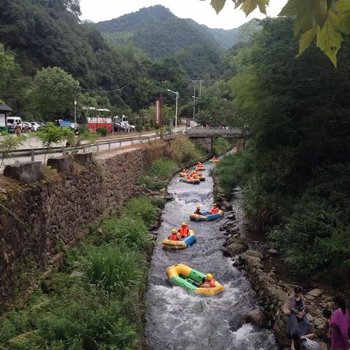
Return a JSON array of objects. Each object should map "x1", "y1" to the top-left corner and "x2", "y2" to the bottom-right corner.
[
  {"x1": 185, "y1": 127, "x2": 250, "y2": 153},
  {"x1": 186, "y1": 127, "x2": 246, "y2": 138}
]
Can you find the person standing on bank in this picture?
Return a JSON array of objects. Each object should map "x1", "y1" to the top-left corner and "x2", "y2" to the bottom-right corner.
[
  {"x1": 286, "y1": 287, "x2": 312, "y2": 350},
  {"x1": 330, "y1": 295, "x2": 350, "y2": 350}
]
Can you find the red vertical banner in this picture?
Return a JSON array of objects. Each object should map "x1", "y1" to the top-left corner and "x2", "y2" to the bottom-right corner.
[{"x1": 155, "y1": 96, "x2": 162, "y2": 127}]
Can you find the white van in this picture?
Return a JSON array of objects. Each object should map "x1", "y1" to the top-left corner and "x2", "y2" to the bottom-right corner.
[{"x1": 7, "y1": 116, "x2": 22, "y2": 132}]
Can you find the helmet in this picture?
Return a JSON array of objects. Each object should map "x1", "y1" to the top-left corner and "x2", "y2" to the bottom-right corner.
[
  {"x1": 181, "y1": 222, "x2": 187, "y2": 226},
  {"x1": 196, "y1": 204, "x2": 201, "y2": 208},
  {"x1": 213, "y1": 203, "x2": 217, "y2": 207},
  {"x1": 206, "y1": 273, "x2": 213, "y2": 280},
  {"x1": 171, "y1": 228, "x2": 177, "y2": 233}
]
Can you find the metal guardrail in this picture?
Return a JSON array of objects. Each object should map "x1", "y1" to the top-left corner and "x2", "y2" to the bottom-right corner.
[
  {"x1": 1, "y1": 132, "x2": 174, "y2": 166},
  {"x1": 185, "y1": 127, "x2": 246, "y2": 137}
]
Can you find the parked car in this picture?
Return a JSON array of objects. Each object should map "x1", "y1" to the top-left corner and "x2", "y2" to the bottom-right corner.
[
  {"x1": 113, "y1": 115, "x2": 135, "y2": 132},
  {"x1": 30, "y1": 122, "x2": 41, "y2": 131},
  {"x1": 22, "y1": 122, "x2": 32, "y2": 132},
  {"x1": 7, "y1": 116, "x2": 22, "y2": 132}
]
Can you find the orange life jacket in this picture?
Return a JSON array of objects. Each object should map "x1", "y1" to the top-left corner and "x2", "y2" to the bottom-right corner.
[
  {"x1": 169, "y1": 233, "x2": 178, "y2": 241},
  {"x1": 179, "y1": 226, "x2": 189, "y2": 238},
  {"x1": 211, "y1": 208, "x2": 219, "y2": 214},
  {"x1": 202, "y1": 279, "x2": 216, "y2": 288}
]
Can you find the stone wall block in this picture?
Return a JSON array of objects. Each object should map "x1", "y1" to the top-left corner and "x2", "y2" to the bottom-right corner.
[
  {"x1": 4, "y1": 161, "x2": 44, "y2": 183},
  {"x1": 47, "y1": 156, "x2": 72, "y2": 173}
]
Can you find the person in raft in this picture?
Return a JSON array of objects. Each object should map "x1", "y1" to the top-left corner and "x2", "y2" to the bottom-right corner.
[
  {"x1": 194, "y1": 205, "x2": 202, "y2": 215},
  {"x1": 210, "y1": 203, "x2": 220, "y2": 214},
  {"x1": 178, "y1": 222, "x2": 189, "y2": 238},
  {"x1": 168, "y1": 228, "x2": 180, "y2": 241},
  {"x1": 211, "y1": 156, "x2": 217, "y2": 161},
  {"x1": 200, "y1": 273, "x2": 216, "y2": 288},
  {"x1": 197, "y1": 162, "x2": 204, "y2": 168}
]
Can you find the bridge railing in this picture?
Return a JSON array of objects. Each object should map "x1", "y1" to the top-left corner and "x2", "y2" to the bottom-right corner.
[{"x1": 185, "y1": 127, "x2": 246, "y2": 136}]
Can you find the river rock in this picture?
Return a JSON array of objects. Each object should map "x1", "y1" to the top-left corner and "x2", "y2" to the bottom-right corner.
[
  {"x1": 224, "y1": 242, "x2": 247, "y2": 257},
  {"x1": 267, "y1": 248, "x2": 278, "y2": 255},
  {"x1": 246, "y1": 249, "x2": 263, "y2": 260},
  {"x1": 226, "y1": 212, "x2": 236, "y2": 220},
  {"x1": 244, "y1": 308, "x2": 269, "y2": 328},
  {"x1": 306, "y1": 289, "x2": 323, "y2": 298}
]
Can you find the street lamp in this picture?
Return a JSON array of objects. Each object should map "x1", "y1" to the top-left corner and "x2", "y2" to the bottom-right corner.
[
  {"x1": 74, "y1": 99, "x2": 77, "y2": 125},
  {"x1": 167, "y1": 89, "x2": 179, "y2": 130}
]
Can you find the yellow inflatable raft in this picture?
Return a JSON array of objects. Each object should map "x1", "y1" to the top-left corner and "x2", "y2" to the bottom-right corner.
[
  {"x1": 166, "y1": 263, "x2": 224, "y2": 296},
  {"x1": 162, "y1": 230, "x2": 196, "y2": 250}
]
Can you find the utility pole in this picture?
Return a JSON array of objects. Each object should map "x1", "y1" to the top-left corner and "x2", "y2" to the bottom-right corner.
[
  {"x1": 192, "y1": 81, "x2": 196, "y2": 120},
  {"x1": 191, "y1": 79, "x2": 203, "y2": 121}
]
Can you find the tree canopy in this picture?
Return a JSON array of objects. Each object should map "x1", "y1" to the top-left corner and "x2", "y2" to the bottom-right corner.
[{"x1": 209, "y1": 0, "x2": 350, "y2": 66}]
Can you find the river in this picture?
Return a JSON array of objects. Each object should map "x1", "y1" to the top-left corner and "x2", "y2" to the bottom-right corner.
[{"x1": 145, "y1": 162, "x2": 279, "y2": 350}]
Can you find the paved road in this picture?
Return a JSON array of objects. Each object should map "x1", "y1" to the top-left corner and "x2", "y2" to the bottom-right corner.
[
  {"x1": 0, "y1": 131, "x2": 161, "y2": 170},
  {"x1": 0, "y1": 127, "x2": 187, "y2": 171}
]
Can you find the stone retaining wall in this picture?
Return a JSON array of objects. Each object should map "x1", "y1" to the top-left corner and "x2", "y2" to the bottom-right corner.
[{"x1": 0, "y1": 142, "x2": 167, "y2": 308}]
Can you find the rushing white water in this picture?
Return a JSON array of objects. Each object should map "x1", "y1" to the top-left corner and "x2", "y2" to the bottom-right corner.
[{"x1": 145, "y1": 163, "x2": 279, "y2": 350}]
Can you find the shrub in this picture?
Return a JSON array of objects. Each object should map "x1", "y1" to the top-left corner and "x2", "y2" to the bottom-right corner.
[
  {"x1": 84, "y1": 245, "x2": 143, "y2": 294},
  {"x1": 147, "y1": 159, "x2": 179, "y2": 179},
  {"x1": 38, "y1": 289, "x2": 138, "y2": 349},
  {"x1": 168, "y1": 134, "x2": 201, "y2": 164},
  {"x1": 213, "y1": 137, "x2": 231, "y2": 155},
  {"x1": 96, "y1": 127, "x2": 108, "y2": 136},
  {"x1": 150, "y1": 196, "x2": 166, "y2": 209},
  {"x1": 125, "y1": 197, "x2": 157, "y2": 228},
  {"x1": 100, "y1": 216, "x2": 151, "y2": 249},
  {"x1": 136, "y1": 175, "x2": 167, "y2": 191},
  {"x1": 268, "y1": 194, "x2": 350, "y2": 284},
  {"x1": 215, "y1": 152, "x2": 255, "y2": 198}
]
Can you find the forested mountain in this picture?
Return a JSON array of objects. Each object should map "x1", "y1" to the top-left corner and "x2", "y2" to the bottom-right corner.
[
  {"x1": 194, "y1": 18, "x2": 262, "y2": 50},
  {"x1": 95, "y1": 6, "x2": 261, "y2": 78},
  {"x1": 0, "y1": 0, "x2": 260, "y2": 119},
  {"x1": 0, "y1": 0, "x2": 191, "y2": 114},
  {"x1": 96, "y1": 6, "x2": 218, "y2": 57}
]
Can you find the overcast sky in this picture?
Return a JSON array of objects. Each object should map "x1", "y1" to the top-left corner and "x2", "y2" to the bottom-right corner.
[{"x1": 79, "y1": 0, "x2": 287, "y2": 30}]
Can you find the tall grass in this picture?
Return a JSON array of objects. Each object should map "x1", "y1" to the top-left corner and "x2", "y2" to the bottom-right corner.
[
  {"x1": 215, "y1": 152, "x2": 254, "y2": 197},
  {"x1": 168, "y1": 134, "x2": 201, "y2": 164},
  {"x1": 136, "y1": 175, "x2": 167, "y2": 191},
  {"x1": 213, "y1": 137, "x2": 231, "y2": 155},
  {"x1": 125, "y1": 196, "x2": 157, "y2": 228},
  {"x1": 100, "y1": 216, "x2": 151, "y2": 249},
  {"x1": 147, "y1": 159, "x2": 179, "y2": 178},
  {"x1": 84, "y1": 245, "x2": 143, "y2": 294},
  {"x1": 0, "y1": 196, "x2": 158, "y2": 349}
]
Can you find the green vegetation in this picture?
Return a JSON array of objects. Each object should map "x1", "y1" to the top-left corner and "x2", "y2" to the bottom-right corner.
[
  {"x1": 213, "y1": 0, "x2": 350, "y2": 66},
  {"x1": 36, "y1": 123, "x2": 73, "y2": 160},
  {"x1": 213, "y1": 137, "x2": 231, "y2": 156},
  {"x1": 0, "y1": 135, "x2": 26, "y2": 166},
  {"x1": 168, "y1": 134, "x2": 202, "y2": 164},
  {"x1": 137, "y1": 158, "x2": 180, "y2": 191},
  {"x1": 147, "y1": 159, "x2": 179, "y2": 179},
  {"x1": 26, "y1": 67, "x2": 80, "y2": 120},
  {"x1": 214, "y1": 18, "x2": 350, "y2": 287},
  {"x1": 125, "y1": 197, "x2": 157, "y2": 228},
  {"x1": 0, "y1": 196, "x2": 156, "y2": 349},
  {"x1": 137, "y1": 175, "x2": 168, "y2": 192},
  {"x1": 95, "y1": 127, "x2": 108, "y2": 137},
  {"x1": 215, "y1": 152, "x2": 254, "y2": 197}
]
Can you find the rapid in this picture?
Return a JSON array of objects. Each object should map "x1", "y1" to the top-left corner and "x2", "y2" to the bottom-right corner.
[{"x1": 145, "y1": 162, "x2": 279, "y2": 350}]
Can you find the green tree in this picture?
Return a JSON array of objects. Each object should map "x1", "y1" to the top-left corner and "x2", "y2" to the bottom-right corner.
[
  {"x1": 28, "y1": 67, "x2": 80, "y2": 120},
  {"x1": 36, "y1": 122, "x2": 73, "y2": 160},
  {"x1": 211, "y1": 0, "x2": 350, "y2": 66}
]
